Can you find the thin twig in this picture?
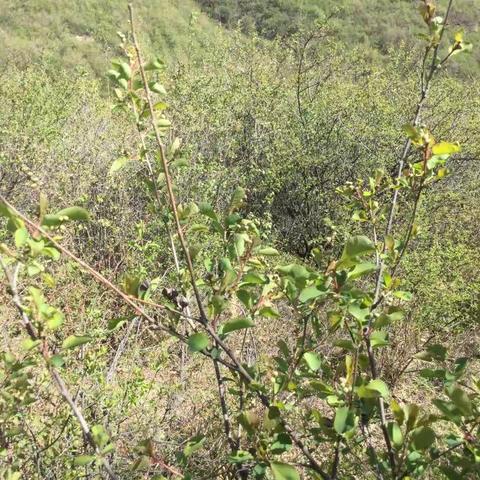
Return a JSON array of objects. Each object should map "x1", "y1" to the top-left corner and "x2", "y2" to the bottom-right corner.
[{"x1": 106, "y1": 316, "x2": 139, "y2": 383}]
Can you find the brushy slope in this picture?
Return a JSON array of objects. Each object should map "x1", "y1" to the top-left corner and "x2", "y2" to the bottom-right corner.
[
  {"x1": 197, "y1": 0, "x2": 480, "y2": 76},
  {"x1": 1, "y1": 1, "x2": 480, "y2": 479},
  {"x1": 3, "y1": 1, "x2": 479, "y2": 77}
]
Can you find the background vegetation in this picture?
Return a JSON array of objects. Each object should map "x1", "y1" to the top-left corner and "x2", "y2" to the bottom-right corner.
[{"x1": 0, "y1": 0, "x2": 479, "y2": 479}]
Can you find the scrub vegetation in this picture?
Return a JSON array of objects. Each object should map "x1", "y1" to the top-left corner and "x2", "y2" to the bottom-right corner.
[{"x1": 0, "y1": 1, "x2": 479, "y2": 479}]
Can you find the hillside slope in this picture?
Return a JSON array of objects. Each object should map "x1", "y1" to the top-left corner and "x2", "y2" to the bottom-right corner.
[
  {"x1": 198, "y1": 0, "x2": 480, "y2": 76},
  {"x1": 2, "y1": 0, "x2": 478, "y2": 77},
  {"x1": 0, "y1": 0, "x2": 220, "y2": 76}
]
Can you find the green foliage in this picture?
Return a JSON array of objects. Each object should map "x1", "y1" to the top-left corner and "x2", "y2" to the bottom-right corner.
[
  {"x1": 0, "y1": 1, "x2": 480, "y2": 480},
  {"x1": 197, "y1": 0, "x2": 480, "y2": 76}
]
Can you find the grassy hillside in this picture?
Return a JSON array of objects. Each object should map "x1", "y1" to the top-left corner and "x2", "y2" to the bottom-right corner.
[{"x1": 0, "y1": 0, "x2": 220, "y2": 76}]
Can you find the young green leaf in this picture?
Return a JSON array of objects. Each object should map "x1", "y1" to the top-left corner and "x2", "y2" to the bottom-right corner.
[
  {"x1": 342, "y1": 235, "x2": 375, "y2": 260},
  {"x1": 447, "y1": 386, "x2": 472, "y2": 416},
  {"x1": 334, "y1": 406, "x2": 351, "y2": 434},
  {"x1": 220, "y1": 317, "x2": 254, "y2": 335},
  {"x1": 228, "y1": 186, "x2": 246, "y2": 213},
  {"x1": 410, "y1": 426, "x2": 436, "y2": 450},
  {"x1": 347, "y1": 262, "x2": 376, "y2": 280},
  {"x1": 49, "y1": 354, "x2": 65, "y2": 368},
  {"x1": 299, "y1": 286, "x2": 324, "y2": 303},
  {"x1": 270, "y1": 462, "x2": 300, "y2": 480},
  {"x1": 110, "y1": 156, "x2": 129, "y2": 174},
  {"x1": 43, "y1": 206, "x2": 89, "y2": 226},
  {"x1": 431, "y1": 142, "x2": 461, "y2": 155},
  {"x1": 74, "y1": 455, "x2": 96, "y2": 466},
  {"x1": 257, "y1": 247, "x2": 279, "y2": 256},
  {"x1": 388, "y1": 421, "x2": 403, "y2": 448},
  {"x1": 14, "y1": 227, "x2": 29, "y2": 247},
  {"x1": 62, "y1": 335, "x2": 93, "y2": 350},
  {"x1": 188, "y1": 332, "x2": 209, "y2": 352},
  {"x1": 303, "y1": 351, "x2": 321, "y2": 371}
]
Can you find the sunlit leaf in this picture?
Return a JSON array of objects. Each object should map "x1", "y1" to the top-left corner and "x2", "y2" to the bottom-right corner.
[
  {"x1": 188, "y1": 332, "x2": 209, "y2": 352},
  {"x1": 110, "y1": 156, "x2": 129, "y2": 174},
  {"x1": 431, "y1": 142, "x2": 461, "y2": 155},
  {"x1": 270, "y1": 462, "x2": 300, "y2": 480},
  {"x1": 303, "y1": 351, "x2": 321, "y2": 371},
  {"x1": 62, "y1": 335, "x2": 93, "y2": 350},
  {"x1": 220, "y1": 317, "x2": 254, "y2": 335}
]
